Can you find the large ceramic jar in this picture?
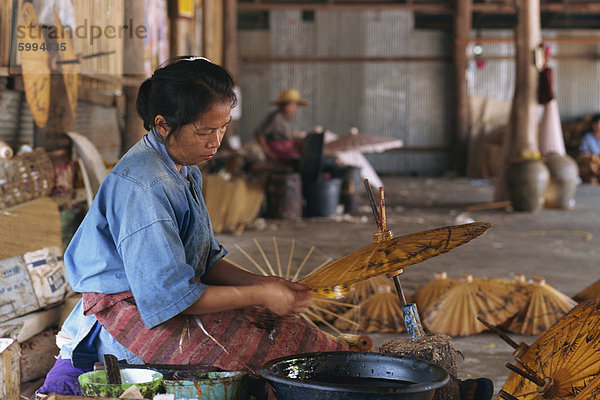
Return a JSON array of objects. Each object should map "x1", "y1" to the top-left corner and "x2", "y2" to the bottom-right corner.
[
  {"x1": 544, "y1": 153, "x2": 578, "y2": 209},
  {"x1": 506, "y1": 158, "x2": 550, "y2": 212}
]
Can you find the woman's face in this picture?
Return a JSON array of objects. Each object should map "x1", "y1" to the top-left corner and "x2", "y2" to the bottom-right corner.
[{"x1": 156, "y1": 102, "x2": 232, "y2": 169}]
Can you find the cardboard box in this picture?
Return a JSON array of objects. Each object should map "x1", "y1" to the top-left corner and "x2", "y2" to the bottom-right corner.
[
  {"x1": 0, "y1": 338, "x2": 21, "y2": 400},
  {"x1": 0, "y1": 255, "x2": 39, "y2": 323},
  {"x1": 0, "y1": 307, "x2": 62, "y2": 343},
  {"x1": 23, "y1": 246, "x2": 69, "y2": 308}
]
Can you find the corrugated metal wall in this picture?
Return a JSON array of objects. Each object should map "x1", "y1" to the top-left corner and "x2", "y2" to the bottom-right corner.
[
  {"x1": 238, "y1": 10, "x2": 600, "y2": 175},
  {"x1": 238, "y1": 10, "x2": 452, "y2": 175}
]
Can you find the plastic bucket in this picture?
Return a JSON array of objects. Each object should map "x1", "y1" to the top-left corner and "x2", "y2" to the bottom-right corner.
[
  {"x1": 304, "y1": 178, "x2": 341, "y2": 217},
  {"x1": 260, "y1": 351, "x2": 449, "y2": 400},
  {"x1": 163, "y1": 371, "x2": 249, "y2": 400}
]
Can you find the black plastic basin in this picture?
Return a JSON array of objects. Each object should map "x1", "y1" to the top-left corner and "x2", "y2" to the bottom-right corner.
[{"x1": 260, "y1": 351, "x2": 449, "y2": 400}]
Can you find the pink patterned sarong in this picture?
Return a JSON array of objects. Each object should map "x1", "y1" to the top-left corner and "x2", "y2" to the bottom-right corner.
[{"x1": 83, "y1": 292, "x2": 344, "y2": 373}]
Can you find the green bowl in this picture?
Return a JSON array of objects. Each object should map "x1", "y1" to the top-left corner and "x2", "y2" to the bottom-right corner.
[{"x1": 78, "y1": 368, "x2": 163, "y2": 398}]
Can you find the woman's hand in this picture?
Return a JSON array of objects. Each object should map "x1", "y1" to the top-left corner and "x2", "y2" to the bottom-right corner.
[{"x1": 256, "y1": 276, "x2": 312, "y2": 316}]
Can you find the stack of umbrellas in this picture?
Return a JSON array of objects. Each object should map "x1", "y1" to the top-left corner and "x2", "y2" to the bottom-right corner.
[{"x1": 415, "y1": 273, "x2": 576, "y2": 337}]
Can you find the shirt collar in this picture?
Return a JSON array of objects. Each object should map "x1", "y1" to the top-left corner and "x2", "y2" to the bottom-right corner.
[{"x1": 144, "y1": 128, "x2": 189, "y2": 179}]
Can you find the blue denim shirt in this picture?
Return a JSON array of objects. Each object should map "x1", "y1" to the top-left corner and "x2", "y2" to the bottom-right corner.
[
  {"x1": 580, "y1": 131, "x2": 600, "y2": 154},
  {"x1": 60, "y1": 130, "x2": 226, "y2": 364}
]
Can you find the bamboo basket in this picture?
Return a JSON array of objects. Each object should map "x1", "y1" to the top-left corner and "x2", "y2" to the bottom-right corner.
[
  {"x1": 202, "y1": 174, "x2": 264, "y2": 235},
  {"x1": 0, "y1": 149, "x2": 54, "y2": 210}
]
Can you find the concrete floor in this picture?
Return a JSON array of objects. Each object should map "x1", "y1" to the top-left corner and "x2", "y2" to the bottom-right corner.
[{"x1": 216, "y1": 175, "x2": 600, "y2": 396}]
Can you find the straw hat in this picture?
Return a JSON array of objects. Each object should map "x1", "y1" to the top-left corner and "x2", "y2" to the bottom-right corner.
[{"x1": 272, "y1": 89, "x2": 308, "y2": 105}]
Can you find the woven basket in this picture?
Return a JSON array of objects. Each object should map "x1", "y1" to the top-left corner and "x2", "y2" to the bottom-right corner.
[{"x1": 0, "y1": 149, "x2": 54, "y2": 210}]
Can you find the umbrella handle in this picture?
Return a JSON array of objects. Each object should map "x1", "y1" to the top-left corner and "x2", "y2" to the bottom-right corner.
[
  {"x1": 498, "y1": 390, "x2": 518, "y2": 400},
  {"x1": 505, "y1": 363, "x2": 545, "y2": 387},
  {"x1": 476, "y1": 316, "x2": 519, "y2": 349}
]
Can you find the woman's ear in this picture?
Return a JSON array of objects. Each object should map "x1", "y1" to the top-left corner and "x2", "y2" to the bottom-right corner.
[{"x1": 154, "y1": 115, "x2": 170, "y2": 139}]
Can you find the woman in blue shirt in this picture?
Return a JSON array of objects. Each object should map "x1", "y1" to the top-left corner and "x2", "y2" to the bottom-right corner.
[{"x1": 38, "y1": 57, "x2": 341, "y2": 396}]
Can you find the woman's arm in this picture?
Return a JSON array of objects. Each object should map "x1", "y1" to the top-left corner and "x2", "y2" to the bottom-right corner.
[
  {"x1": 201, "y1": 258, "x2": 266, "y2": 286},
  {"x1": 183, "y1": 259, "x2": 312, "y2": 316}
]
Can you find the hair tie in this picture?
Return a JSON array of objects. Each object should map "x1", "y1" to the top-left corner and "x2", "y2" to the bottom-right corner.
[{"x1": 184, "y1": 56, "x2": 211, "y2": 62}]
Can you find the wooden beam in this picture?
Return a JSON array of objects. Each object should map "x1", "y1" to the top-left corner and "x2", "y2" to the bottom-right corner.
[
  {"x1": 460, "y1": 36, "x2": 600, "y2": 45},
  {"x1": 237, "y1": 1, "x2": 600, "y2": 14},
  {"x1": 240, "y1": 55, "x2": 452, "y2": 63},
  {"x1": 453, "y1": 0, "x2": 471, "y2": 174},
  {"x1": 238, "y1": 2, "x2": 454, "y2": 13}
]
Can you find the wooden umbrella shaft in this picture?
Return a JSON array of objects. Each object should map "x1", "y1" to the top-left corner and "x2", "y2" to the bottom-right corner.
[
  {"x1": 363, "y1": 179, "x2": 381, "y2": 230},
  {"x1": 505, "y1": 362, "x2": 545, "y2": 387},
  {"x1": 498, "y1": 390, "x2": 519, "y2": 400},
  {"x1": 476, "y1": 316, "x2": 520, "y2": 349}
]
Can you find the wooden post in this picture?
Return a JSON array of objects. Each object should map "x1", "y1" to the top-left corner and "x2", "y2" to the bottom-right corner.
[
  {"x1": 222, "y1": 0, "x2": 239, "y2": 143},
  {"x1": 510, "y1": 0, "x2": 541, "y2": 159},
  {"x1": 494, "y1": 0, "x2": 541, "y2": 201},
  {"x1": 122, "y1": 0, "x2": 147, "y2": 155},
  {"x1": 453, "y1": 0, "x2": 471, "y2": 175},
  {"x1": 203, "y1": 0, "x2": 223, "y2": 65},
  {"x1": 223, "y1": 0, "x2": 238, "y2": 81}
]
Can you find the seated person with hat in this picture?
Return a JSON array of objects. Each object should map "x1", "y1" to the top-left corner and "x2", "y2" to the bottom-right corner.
[{"x1": 254, "y1": 89, "x2": 307, "y2": 163}]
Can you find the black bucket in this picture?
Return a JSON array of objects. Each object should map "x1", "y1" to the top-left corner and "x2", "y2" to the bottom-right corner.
[
  {"x1": 260, "y1": 351, "x2": 449, "y2": 400},
  {"x1": 303, "y1": 178, "x2": 341, "y2": 217}
]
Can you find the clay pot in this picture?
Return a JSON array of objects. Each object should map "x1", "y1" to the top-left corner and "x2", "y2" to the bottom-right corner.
[
  {"x1": 506, "y1": 159, "x2": 550, "y2": 212},
  {"x1": 544, "y1": 153, "x2": 579, "y2": 209}
]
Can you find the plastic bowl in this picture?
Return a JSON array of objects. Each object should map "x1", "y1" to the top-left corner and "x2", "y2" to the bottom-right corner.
[
  {"x1": 163, "y1": 371, "x2": 248, "y2": 400},
  {"x1": 78, "y1": 368, "x2": 163, "y2": 398}
]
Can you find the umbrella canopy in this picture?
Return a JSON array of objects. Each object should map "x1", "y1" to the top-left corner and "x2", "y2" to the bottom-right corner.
[
  {"x1": 413, "y1": 271, "x2": 458, "y2": 314},
  {"x1": 19, "y1": 3, "x2": 51, "y2": 128},
  {"x1": 323, "y1": 127, "x2": 403, "y2": 155},
  {"x1": 348, "y1": 275, "x2": 396, "y2": 304},
  {"x1": 573, "y1": 278, "x2": 600, "y2": 303},
  {"x1": 223, "y1": 237, "x2": 355, "y2": 335},
  {"x1": 53, "y1": 8, "x2": 78, "y2": 120},
  {"x1": 299, "y1": 222, "x2": 491, "y2": 298},
  {"x1": 305, "y1": 276, "x2": 394, "y2": 324},
  {"x1": 335, "y1": 286, "x2": 406, "y2": 333},
  {"x1": 422, "y1": 275, "x2": 528, "y2": 337},
  {"x1": 502, "y1": 276, "x2": 577, "y2": 336},
  {"x1": 500, "y1": 299, "x2": 600, "y2": 399}
]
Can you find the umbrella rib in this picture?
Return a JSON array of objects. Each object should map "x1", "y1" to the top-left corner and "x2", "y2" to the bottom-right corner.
[
  {"x1": 311, "y1": 304, "x2": 360, "y2": 327},
  {"x1": 254, "y1": 238, "x2": 276, "y2": 276},
  {"x1": 285, "y1": 239, "x2": 296, "y2": 280},
  {"x1": 224, "y1": 257, "x2": 252, "y2": 273},
  {"x1": 234, "y1": 244, "x2": 269, "y2": 276},
  {"x1": 273, "y1": 237, "x2": 283, "y2": 277},
  {"x1": 292, "y1": 246, "x2": 315, "y2": 282}
]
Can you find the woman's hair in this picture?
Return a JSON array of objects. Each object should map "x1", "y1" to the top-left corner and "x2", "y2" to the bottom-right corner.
[{"x1": 136, "y1": 57, "x2": 237, "y2": 138}]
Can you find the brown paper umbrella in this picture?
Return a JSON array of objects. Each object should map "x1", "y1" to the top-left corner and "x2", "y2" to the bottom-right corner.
[
  {"x1": 18, "y1": 3, "x2": 50, "y2": 128},
  {"x1": 335, "y1": 286, "x2": 406, "y2": 334},
  {"x1": 323, "y1": 127, "x2": 404, "y2": 156},
  {"x1": 52, "y1": 7, "x2": 78, "y2": 119},
  {"x1": 502, "y1": 276, "x2": 577, "y2": 336},
  {"x1": 223, "y1": 237, "x2": 358, "y2": 335},
  {"x1": 500, "y1": 298, "x2": 600, "y2": 399},
  {"x1": 413, "y1": 271, "x2": 458, "y2": 313},
  {"x1": 299, "y1": 222, "x2": 491, "y2": 298},
  {"x1": 573, "y1": 278, "x2": 600, "y2": 303},
  {"x1": 347, "y1": 275, "x2": 396, "y2": 304},
  {"x1": 422, "y1": 275, "x2": 528, "y2": 337},
  {"x1": 308, "y1": 276, "x2": 394, "y2": 323}
]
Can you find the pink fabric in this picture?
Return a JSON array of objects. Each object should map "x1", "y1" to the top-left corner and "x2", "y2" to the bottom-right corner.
[
  {"x1": 267, "y1": 140, "x2": 300, "y2": 161},
  {"x1": 83, "y1": 292, "x2": 345, "y2": 373}
]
